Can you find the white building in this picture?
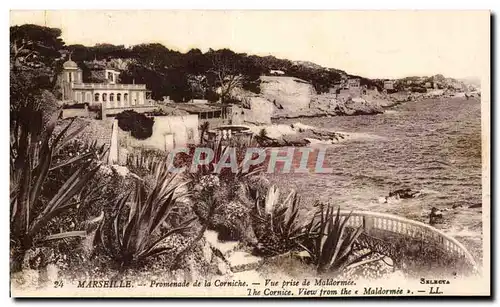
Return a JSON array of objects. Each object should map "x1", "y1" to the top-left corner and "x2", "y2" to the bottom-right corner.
[{"x1": 57, "y1": 57, "x2": 154, "y2": 118}]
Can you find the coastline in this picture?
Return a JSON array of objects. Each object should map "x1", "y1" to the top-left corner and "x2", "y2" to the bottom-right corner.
[
  {"x1": 265, "y1": 95, "x2": 482, "y2": 262},
  {"x1": 270, "y1": 90, "x2": 474, "y2": 120},
  {"x1": 271, "y1": 92, "x2": 415, "y2": 120},
  {"x1": 251, "y1": 93, "x2": 417, "y2": 146}
]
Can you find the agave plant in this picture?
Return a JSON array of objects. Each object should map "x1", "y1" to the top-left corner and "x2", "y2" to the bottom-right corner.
[
  {"x1": 94, "y1": 165, "x2": 196, "y2": 270},
  {"x1": 252, "y1": 185, "x2": 305, "y2": 256},
  {"x1": 10, "y1": 111, "x2": 101, "y2": 272},
  {"x1": 126, "y1": 149, "x2": 166, "y2": 177},
  {"x1": 300, "y1": 204, "x2": 363, "y2": 274}
]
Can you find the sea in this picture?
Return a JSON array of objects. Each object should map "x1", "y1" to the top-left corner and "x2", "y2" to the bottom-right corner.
[{"x1": 270, "y1": 97, "x2": 483, "y2": 261}]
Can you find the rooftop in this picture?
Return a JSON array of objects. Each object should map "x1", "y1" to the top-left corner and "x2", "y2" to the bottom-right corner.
[
  {"x1": 63, "y1": 59, "x2": 79, "y2": 69},
  {"x1": 173, "y1": 103, "x2": 224, "y2": 114}
]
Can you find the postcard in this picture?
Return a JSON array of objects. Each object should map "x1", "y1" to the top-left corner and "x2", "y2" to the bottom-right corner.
[{"x1": 9, "y1": 10, "x2": 490, "y2": 297}]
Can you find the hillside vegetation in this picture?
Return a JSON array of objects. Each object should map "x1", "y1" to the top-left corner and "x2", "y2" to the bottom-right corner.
[
  {"x1": 10, "y1": 24, "x2": 476, "y2": 117},
  {"x1": 11, "y1": 24, "x2": 378, "y2": 104}
]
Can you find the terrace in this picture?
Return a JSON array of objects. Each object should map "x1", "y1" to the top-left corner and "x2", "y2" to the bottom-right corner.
[{"x1": 72, "y1": 83, "x2": 147, "y2": 90}]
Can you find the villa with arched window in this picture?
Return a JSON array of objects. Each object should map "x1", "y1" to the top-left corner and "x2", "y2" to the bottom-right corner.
[{"x1": 58, "y1": 57, "x2": 154, "y2": 119}]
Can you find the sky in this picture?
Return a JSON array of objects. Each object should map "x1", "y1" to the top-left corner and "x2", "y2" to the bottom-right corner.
[{"x1": 10, "y1": 10, "x2": 490, "y2": 79}]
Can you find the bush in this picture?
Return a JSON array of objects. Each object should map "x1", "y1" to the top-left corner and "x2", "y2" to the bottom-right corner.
[
  {"x1": 93, "y1": 167, "x2": 196, "y2": 271},
  {"x1": 116, "y1": 110, "x2": 154, "y2": 140},
  {"x1": 242, "y1": 80, "x2": 261, "y2": 94}
]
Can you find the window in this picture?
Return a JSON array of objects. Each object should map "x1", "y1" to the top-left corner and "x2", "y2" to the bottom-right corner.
[
  {"x1": 124, "y1": 93, "x2": 128, "y2": 102},
  {"x1": 94, "y1": 93, "x2": 100, "y2": 102},
  {"x1": 117, "y1": 93, "x2": 121, "y2": 102},
  {"x1": 102, "y1": 93, "x2": 107, "y2": 102},
  {"x1": 131, "y1": 92, "x2": 136, "y2": 105},
  {"x1": 110, "y1": 93, "x2": 114, "y2": 102},
  {"x1": 69, "y1": 72, "x2": 73, "y2": 83},
  {"x1": 107, "y1": 72, "x2": 113, "y2": 81}
]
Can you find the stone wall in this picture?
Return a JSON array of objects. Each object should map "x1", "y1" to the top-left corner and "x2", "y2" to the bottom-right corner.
[{"x1": 117, "y1": 114, "x2": 200, "y2": 154}]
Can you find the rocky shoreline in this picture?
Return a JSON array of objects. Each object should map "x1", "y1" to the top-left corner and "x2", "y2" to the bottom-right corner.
[
  {"x1": 271, "y1": 92, "x2": 421, "y2": 120},
  {"x1": 270, "y1": 89, "x2": 480, "y2": 120},
  {"x1": 247, "y1": 122, "x2": 348, "y2": 147},
  {"x1": 247, "y1": 92, "x2": 422, "y2": 146}
]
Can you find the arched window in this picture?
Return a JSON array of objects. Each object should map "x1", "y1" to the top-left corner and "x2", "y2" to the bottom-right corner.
[
  {"x1": 124, "y1": 93, "x2": 128, "y2": 102},
  {"x1": 102, "y1": 93, "x2": 107, "y2": 102},
  {"x1": 94, "y1": 93, "x2": 100, "y2": 102},
  {"x1": 110, "y1": 93, "x2": 114, "y2": 102},
  {"x1": 117, "y1": 93, "x2": 121, "y2": 102}
]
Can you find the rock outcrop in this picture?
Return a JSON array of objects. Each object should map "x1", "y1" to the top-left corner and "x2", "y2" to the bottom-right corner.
[
  {"x1": 232, "y1": 77, "x2": 417, "y2": 123},
  {"x1": 231, "y1": 96, "x2": 274, "y2": 125},
  {"x1": 259, "y1": 76, "x2": 315, "y2": 112},
  {"x1": 273, "y1": 94, "x2": 386, "y2": 119},
  {"x1": 248, "y1": 123, "x2": 347, "y2": 147}
]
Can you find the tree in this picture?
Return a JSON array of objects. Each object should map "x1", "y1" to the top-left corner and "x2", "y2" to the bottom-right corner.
[
  {"x1": 131, "y1": 43, "x2": 170, "y2": 69},
  {"x1": 91, "y1": 43, "x2": 129, "y2": 60},
  {"x1": 66, "y1": 44, "x2": 92, "y2": 62},
  {"x1": 206, "y1": 49, "x2": 261, "y2": 103},
  {"x1": 10, "y1": 24, "x2": 66, "y2": 108},
  {"x1": 10, "y1": 24, "x2": 65, "y2": 71},
  {"x1": 184, "y1": 48, "x2": 210, "y2": 75},
  {"x1": 188, "y1": 74, "x2": 208, "y2": 99}
]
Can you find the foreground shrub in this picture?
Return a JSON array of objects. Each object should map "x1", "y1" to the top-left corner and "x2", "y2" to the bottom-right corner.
[
  {"x1": 94, "y1": 166, "x2": 196, "y2": 270},
  {"x1": 10, "y1": 113, "x2": 101, "y2": 272},
  {"x1": 126, "y1": 148, "x2": 168, "y2": 178},
  {"x1": 186, "y1": 140, "x2": 264, "y2": 243},
  {"x1": 252, "y1": 186, "x2": 305, "y2": 256},
  {"x1": 191, "y1": 176, "x2": 256, "y2": 243},
  {"x1": 116, "y1": 110, "x2": 154, "y2": 140}
]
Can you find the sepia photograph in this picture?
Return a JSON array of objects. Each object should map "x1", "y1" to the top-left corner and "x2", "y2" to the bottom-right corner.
[{"x1": 8, "y1": 10, "x2": 490, "y2": 298}]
